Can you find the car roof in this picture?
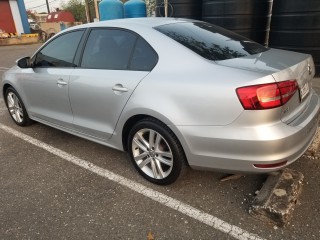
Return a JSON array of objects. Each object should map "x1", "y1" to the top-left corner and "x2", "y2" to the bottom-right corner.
[{"x1": 70, "y1": 17, "x2": 196, "y2": 30}]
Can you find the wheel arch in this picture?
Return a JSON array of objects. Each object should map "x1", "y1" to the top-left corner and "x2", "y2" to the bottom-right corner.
[
  {"x1": 121, "y1": 114, "x2": 189, "y2": 167},
  {"x1": 122, "y1": 114, "x2": 155, "y2": 152},
  {"x1": 2, "y1": 83, "x2": 12, "y2": 102}
]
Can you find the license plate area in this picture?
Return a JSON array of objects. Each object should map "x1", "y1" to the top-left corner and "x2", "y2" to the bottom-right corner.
[{"x1": 300, "y1": 82, "x2": 310, "y2": 100}]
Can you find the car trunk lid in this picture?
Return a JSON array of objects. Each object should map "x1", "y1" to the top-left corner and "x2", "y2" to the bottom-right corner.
[
  {"x1": 216, "y1": 48, "x2": 315, "y2": 123},
  {"x1": 271, "y1": 51, "x2": 315, "y2": 123}
]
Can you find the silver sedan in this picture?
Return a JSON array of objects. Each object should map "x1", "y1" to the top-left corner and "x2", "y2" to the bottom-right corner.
[{"x1": 2, "y1": 18, "x2": 320, "y2": 184}]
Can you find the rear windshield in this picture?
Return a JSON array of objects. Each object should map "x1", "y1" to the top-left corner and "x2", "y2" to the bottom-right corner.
[{"x1": 155, "y1": 22, "x2": 268, "y2": 61}]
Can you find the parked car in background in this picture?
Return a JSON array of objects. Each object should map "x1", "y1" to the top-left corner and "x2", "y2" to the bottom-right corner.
[
  {"x1": 2, "y1": 18, "x2": 319, "y2": 184},
  {"x1": 29, "y1": 23, "x2": 41, "y2": 31}
]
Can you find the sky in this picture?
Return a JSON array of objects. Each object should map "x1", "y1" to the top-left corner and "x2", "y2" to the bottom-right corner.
[{"x1": 24, "y1": 0, "x2": 66, "y2": 13}]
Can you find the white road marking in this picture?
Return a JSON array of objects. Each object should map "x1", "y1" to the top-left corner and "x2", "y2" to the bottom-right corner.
[{"x1": 0, "y1": 123, "x2": 265, "y2": 240}]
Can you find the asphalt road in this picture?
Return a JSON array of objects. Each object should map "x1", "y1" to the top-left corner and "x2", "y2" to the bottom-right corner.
[{"x1": 0, "y1": 43, "x2": 320, "y2": 240}]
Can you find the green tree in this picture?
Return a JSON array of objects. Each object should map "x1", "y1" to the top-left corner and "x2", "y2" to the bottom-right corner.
[
  {"x1": 61, "y1": 0, "x2": 87, "y2": 23},
  {"x1": 145, "y1": 0, "x2": 156, "y2": 17}
]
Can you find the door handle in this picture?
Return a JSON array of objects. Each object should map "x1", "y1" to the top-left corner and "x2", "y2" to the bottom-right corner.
[
  {"x1": 112, "y1": 84, "x2": 128, "y2": 93},
  {"x1": 57, "y1": 79, "x2": 67, "y2": 87}
]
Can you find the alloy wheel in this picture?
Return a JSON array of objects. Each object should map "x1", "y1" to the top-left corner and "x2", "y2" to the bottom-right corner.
[
  {"x1": 7, "y1": 92, "x2": 24, "y2": 123},
  {"x1": 132, "y1": 128, "x2": 173, "y2": 180}
]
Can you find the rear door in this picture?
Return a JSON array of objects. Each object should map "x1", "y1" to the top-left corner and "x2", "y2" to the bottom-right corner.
[{"x1": 69, "y1": 28, "x2": 158, "y2": 140}]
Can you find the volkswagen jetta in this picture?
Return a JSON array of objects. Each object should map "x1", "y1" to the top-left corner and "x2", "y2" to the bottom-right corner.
[{"x1": 2, "y1": 18, "x2": 319, "y2": 184}]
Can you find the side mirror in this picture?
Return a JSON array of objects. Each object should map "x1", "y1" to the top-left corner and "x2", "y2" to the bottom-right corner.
[{"x1": 16, "y1": 57, "x2": 31, "y2": 68}]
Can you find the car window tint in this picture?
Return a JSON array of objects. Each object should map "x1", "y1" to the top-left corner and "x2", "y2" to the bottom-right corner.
[
  {"x1": 155, "y1": 22, "x2": 268, "y2": 61},
  {"x1": 129, "y1": 37, "x2": 158, "y2": 71},
  {"x1": 81, "y1": 29, "x2": 137, "y2": 70},
  {"x1": 34, "y1": 30, "x2": 84, "y2": 67}
]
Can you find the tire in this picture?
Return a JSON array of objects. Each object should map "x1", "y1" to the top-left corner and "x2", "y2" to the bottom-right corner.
[
  {"x1": 5, "y1": 87, "x2": 33, "y2": 126},
  {"x1": 128, "y1": 118, "x2": 186, "y2": 185}
]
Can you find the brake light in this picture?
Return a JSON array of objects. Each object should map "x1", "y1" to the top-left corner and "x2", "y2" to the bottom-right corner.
[{"x1": 236, "y1": 80, "x2": 298, "y2": 110}]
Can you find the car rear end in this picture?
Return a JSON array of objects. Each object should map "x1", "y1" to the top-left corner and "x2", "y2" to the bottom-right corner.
[
  {"x1": 219, "y1": 50, "x2": 319, "y2": 172},
  {"x1": 153, "y1": 20, "x2": 320, "y2": 173},
  {"x1": 177, "y1": 53, "x2": 320, "y2": 173}
]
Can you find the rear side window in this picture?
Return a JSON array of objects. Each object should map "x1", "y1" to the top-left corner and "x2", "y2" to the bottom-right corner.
[
  {"x1": 155, "y1": 22, "x2": 268, "y2": 61},
  {"x1": 81, "y1": 29, "x2": 137, "y2": 70},
  {"x1": 129, "y1": 37, "x2": 158, "y2": 71},
  {"x1": 34, "y1": 30, "x2": 84, "y2": 67}
]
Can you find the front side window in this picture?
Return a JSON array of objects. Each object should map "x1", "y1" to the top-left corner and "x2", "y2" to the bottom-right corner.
[
  {"x1": 81, "y1": 29, "x2": 137, "y2": 70},
  {"x1": 34, "y1": 30, "x2": 84, "y2": 67},
  {"x1": 155, "y1": 22, "x2": 268, "y2": 61}
]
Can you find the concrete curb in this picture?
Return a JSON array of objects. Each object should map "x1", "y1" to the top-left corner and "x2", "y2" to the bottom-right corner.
[
  {"x1": 0, "y1": 36, "x2": 39, "y2": 46},
  {"x1": 249, "y1": 168, "x2": 304, "y2": 227}
]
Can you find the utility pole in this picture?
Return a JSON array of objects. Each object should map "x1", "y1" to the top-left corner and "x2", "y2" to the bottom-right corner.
[
  {"x1": 84, "y1": 0, "x2": 91, "y2": 23},
  {"x1": 46, "y1": 0, "x2": 50, "y2": 13},
  {"x1": 94, "y1": 0, "x2": 100, "y2": 20},
  {"x1": 164, "y1": 0, "x2": 168, "y2": 17}
]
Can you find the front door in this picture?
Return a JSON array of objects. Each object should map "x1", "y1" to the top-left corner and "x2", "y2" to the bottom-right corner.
[{"x1": 20, "y1": 29, "x2": 85, "y2": 128}]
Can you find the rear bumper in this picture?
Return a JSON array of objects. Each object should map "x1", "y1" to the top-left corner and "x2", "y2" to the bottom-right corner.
[{"x1": 178, "y1": 91, "x2": 320, "y2": 173}]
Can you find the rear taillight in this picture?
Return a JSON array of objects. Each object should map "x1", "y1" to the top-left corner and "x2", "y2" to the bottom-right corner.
[{"x1": 236, "y1": 80, "x2": 298, "y2": 110}]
